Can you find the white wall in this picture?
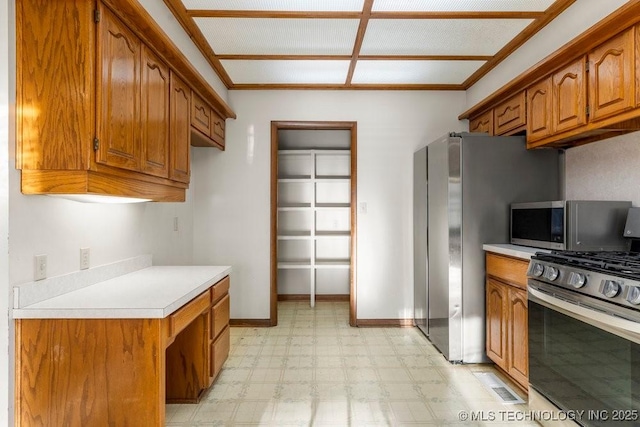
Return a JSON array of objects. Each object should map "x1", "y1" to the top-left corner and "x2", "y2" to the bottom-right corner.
[
  {"x1": 192, "y1": 90, "x2": 466, "y2": 320},
  {"x1": 1, "y1": 0, "x2": 11, "y2": 422},
  {"x1": 565, "y1": 131, "x2": 640, "y2": 205},
  {"x1": 466, "y1": 0, "x2": 630, "y2": 109}
]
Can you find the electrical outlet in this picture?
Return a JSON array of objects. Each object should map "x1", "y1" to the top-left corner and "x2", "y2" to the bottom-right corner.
[
  {"x1": 80, "y1": 248, "x2": 90, "y2": 270},
  {"x1": 358, "y1": 202, "x2": 368, "y2": 214},
  {"x1": 173, "y1": 217, "x2": 179, "y2": 232},
  {"x1": 34, "y1": 255, "x2": 47, "y2": 281}
]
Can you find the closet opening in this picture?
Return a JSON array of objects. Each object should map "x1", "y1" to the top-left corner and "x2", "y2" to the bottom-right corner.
[{"x1": 270, "y1": 121, "x2": 357, "y2": 326}]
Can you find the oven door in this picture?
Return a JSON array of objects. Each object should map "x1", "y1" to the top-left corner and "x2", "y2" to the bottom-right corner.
[{"x1": 528, "y1": 280, "x2": 640, "y2": 427}]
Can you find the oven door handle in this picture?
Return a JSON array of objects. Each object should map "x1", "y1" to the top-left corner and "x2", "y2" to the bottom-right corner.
[{"x1": 528, "y1": 286, "x2": 640, "y2": 344}]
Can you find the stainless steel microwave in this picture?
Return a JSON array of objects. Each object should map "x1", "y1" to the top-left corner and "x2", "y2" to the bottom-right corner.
[{"x1": 510, "y1": 200, "x2": 632, "y2": 250}]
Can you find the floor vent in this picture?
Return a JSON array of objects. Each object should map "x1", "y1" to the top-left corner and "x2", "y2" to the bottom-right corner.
[{"x1": 473, "y1": 372, "x2": 524, "y2": 404}]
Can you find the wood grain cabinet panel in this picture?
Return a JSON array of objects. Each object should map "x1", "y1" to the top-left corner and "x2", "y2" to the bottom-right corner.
[
  {"x1": 494, "y1": 91, "x2": 526, "y2": 135},
  {"x1": 636, "y1": 24, "x2": 640, "y2": 107},
  {"x1": 588, "y1": 28, "x2": 636, "y2": 122},
  {"x1": 527, "y1": 77, "x2": 553, "y2": 143},
  {"x1": 486, "y1": 278, "x2": 508, "y2": 371},
  {"x1": 469, "y1": 110, "x2": 494, "y2": 135},
  {"x1": 96, "y1": 5, "x2": 142, "y2": 172},
  {"x1": 141, "y1": 45, "x2": 170, "y2": 178},
  {"x1": 211, "y1": 110, "x2": 226, "y2": 148},
  {"x1": 16, "y1": 0, "x2": 94, "y2": 171},
  {"x1": 211, "y1": 326, "x2": 231, "y2": 380},
  {"x1": 553, "y1": 58, "x2": 587, "y2": 133},
  {"x1": 508, "y1": 287, "x2": 529, "y2": 388},
  {"x1": 170, "y1": 72, "x2": 191, "y2": 183},
  {"x1": 191, "y1": 91, "x2": 212, "y2": 136},
  {"x1": 485, "y1": 253, "x2": 530, "y2": 391}
]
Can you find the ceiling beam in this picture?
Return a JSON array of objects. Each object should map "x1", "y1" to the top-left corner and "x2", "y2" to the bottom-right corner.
[
  {"x1": 461, "y1": 0, "x2": 577, "y2": 89},
  {"x1": 187, "y1": 10, "x2": 545, "y2": 20},
  {"x1": 217, "y1": 54, "x2": 492, "y2": 61},
  {"x1": 162, "y1": 0, "x2": 233, "y2": 88},
  {"x1": 345, "y1": 0, "x2": 374, "y2": 86},
  {"x1": 230, "y1": 83, "x2": 465, "y2": 91}
]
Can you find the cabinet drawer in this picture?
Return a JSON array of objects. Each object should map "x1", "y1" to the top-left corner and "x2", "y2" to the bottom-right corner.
[
  {"x1": 211, "y1": 325, "x2": 230, "y2": 379},
  {"x1": 212, "y1": 276, "x2": 230, "y2": 304},
  {"x1": 494, "y1": 91, "x2": 526, "y2": 135},
  {"x1": 486, "y1": 253, "x2": 529, "y2": 289},
  {"x1": 469, "y1": 110, "x2": 494, "y2": 135},
  {"x1": 191, "y1": 91, "x2": 212, "y2": 135},
  {"x1": 170, "y1": 289, "x2": 211, "y2": 337},
  {"x1": 212, "y1": 294, "x2": 230, "y2": 339}
]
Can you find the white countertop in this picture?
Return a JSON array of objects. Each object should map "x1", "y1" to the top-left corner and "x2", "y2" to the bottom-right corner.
[
  {"x1": 13, "y1": 265, "x2": 231, "y2": 319},
  {"x1": 483, "y1": 244, "x2": 550, "y2": 260}
]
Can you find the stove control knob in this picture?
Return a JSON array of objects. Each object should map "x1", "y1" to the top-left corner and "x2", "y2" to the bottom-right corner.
[
  {"x1": 626, "y1": 286, "x2": 640, "y2": 305},
  {"x1": 543, "y1": 266, "x2": 559, "y2": 281},
  {"x1": 567, "y1": 272, "x2": 587, "y2": 288},
  {"x1": 531, "y1": 263, "x2": 544, "y2": 277},
  {"x1": 602, "y1": 280, "x2": 621, "y2": 298}
]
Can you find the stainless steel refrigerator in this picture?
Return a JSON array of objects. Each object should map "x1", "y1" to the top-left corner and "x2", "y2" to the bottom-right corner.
[{"x1": 413, "y1": 132, "x2": 559, "y2": 363}]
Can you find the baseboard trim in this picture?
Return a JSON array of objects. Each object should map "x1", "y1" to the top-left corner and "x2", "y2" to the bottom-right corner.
[
  {"x1": 356, "y1": 318, "x2": 415, "y2": 328},
  {"x1": 230, "y1": 319, "x2": 272, "y2": 327},
  {"x1": 278, "y1": 294, "x2": 350, "y2": 302}
]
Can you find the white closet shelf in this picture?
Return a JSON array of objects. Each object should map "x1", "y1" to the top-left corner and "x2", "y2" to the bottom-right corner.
[
  {"x1": 314, "y1": 176, "x2": 350, "y2": 181},
  {"x1": 278, "y1": 261, "x2": 312, "y2": 269},
  {"x1": 315, "y1": 260, "x2": 351, "y2": 268},
  {"x1": 315, "y1": 203, "x2": 350, "y2": 209},
  {"x1": 278, "y1": 203, "x2": 312, "y2": 209},
  {"x1": 315, "y1": 231, "x2": 350, "y2": 238},
  {"x1": 278, "y1": 231, "x2": 312, "y2": 239},
  {"x1": 278, "y1": 175, "x2": 312, "y2": 181}
]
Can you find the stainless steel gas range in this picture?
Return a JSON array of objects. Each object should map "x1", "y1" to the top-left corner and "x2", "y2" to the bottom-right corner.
[{"x1": 527, "y1": 250, "x2": 640, "y2": 427}]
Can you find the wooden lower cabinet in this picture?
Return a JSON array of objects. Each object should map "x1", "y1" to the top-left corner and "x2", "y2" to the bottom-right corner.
[
  {"x1": 15, "y1": 275, "x2": 231, "y2": 425},
  {"x1": 485, "y1": 253, "x2": 529, "y2": 391}
]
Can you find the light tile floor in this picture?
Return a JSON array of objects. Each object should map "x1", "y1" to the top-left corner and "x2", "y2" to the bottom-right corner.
[{"x1": 166, "y1": 301, "x2": 538, "y2": 426}]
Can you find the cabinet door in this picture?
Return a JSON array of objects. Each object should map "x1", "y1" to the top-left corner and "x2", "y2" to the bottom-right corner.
[
  {"x1": 494, "y1": 91, "x2": 526, "y2": 135},
  {"x1": 469, "y1": 110, "x2": 494, "y2": 135},
  {"x1": 508, "y1": 287, "x2": 528, "y2": 388},
  {"x1": 526, "y1": 77, "x2": 553, "y2": 142},
  {"x1": 96, "y1": 6, "x2": 141, "y2": 172},
  {"x1": 211, "y1": 110, "x2": 226, "y2": 148},
  {"x1": 191, "y1": 91, "x2": 212, "y2": 136},
  {"x1": 140, "y1": 46, "x2": 170, "y2": 178},
  {"x1": 553, "y1": 58, "x2": 587, "y2": 134},
  {"x1": 588, "y1": 28, "x2": 635, "y2": 122},
  {"x1": 636, "y1": 24, "x2": 640, "y2": 108},
  {"x1": 486, "y1": 279, "x2": 508, "y2": 370},
  {"x1": 169, "y1": 72, "x2": 191, "y2": 183}
]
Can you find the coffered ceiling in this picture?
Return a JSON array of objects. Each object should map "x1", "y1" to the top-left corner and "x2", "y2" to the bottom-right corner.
[{"x1": 163, "y1": 0, "x2": 576, "y2": 90}]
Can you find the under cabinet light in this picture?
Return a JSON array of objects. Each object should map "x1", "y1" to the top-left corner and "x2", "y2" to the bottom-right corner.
[{"x1": 47, "y1": 194, "x2": 151, "y2": 204}]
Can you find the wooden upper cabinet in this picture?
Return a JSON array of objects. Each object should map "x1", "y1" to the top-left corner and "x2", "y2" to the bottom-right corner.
[
  {"x1": 191, "y1": 91, "x2": 226, "y2": 149},
  {"x1": 469, "y1": 110, "x2": 494, "y2": 135},
  {"x1": 527, "y1": 77, "x2": 553, "y2": 143},
  {"x1": 588, "y1": 28, "x2": 636, "y2": 122},
  {"x1": 636, "y1": 24, "x2": 640, "y2": 107},
  {"x1": 141, "y1": 46, "x2": 170, "y2": 178},
  {"x1": 16, "y1": 0, "x2": 94, "y2": 171},
  {"x1": 552, "y1": 57, "x2": 587, "y2": 134},
  {"x1": 170, "y1": 73, "x2": 191, "y2": 184},
  {"x1": 96, "y1": 5, "x2": 142, "y2": 172},
  {"x1": 494, "y1": 91, "x2": 526, "y2": 135}
]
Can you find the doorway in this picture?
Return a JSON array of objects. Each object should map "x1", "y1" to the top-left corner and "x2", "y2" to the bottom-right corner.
[{"x1": 270, "y1": 121, "x2": 357, "y2": 326}]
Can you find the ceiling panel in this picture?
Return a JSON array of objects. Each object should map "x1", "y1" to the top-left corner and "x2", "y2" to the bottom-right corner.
[
  {"x1": 360, "y1": 19, "x2": 533, "y2": 56},
  {"x1": 221, "y1": 60, "x2": 351, "y2": 84},
  {"x1": 172, "y1": 0, "x2": 572, "y2": 89},
  {"x1": 371, "y1": 0, "x2": 556, "y2": 12},
  {"x1": 352, "y1": 60, "x2": 486, "y2": 84},
  {"x1": 183, "y1": 0, "x2": 365, "y2": 11},
  {"x1": 194, "y1": 18, "x2": 360, "y2": 55}
]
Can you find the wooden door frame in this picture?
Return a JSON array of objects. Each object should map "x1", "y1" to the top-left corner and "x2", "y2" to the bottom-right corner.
[{"x1": 270, "y1": 121, "x2": 357, "y2": 327}]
